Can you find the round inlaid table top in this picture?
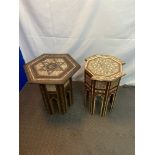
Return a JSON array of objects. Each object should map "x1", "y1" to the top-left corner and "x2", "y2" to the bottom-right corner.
[
  {"x1": 25, "y1": 54, "x2": 80, "y2": 84},
  {"x1": 85, "y1": 55, "x2": 125, "y2": 81}
]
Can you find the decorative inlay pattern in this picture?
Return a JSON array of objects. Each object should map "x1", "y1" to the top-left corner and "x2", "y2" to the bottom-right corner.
[
  {"x1": 85, "y1": 55, "x2": 125, "y2": 81},
  {"x1": 84, "y1": 55, "x2": 126, "y2": 116},
  {"x1": 95, "y1": 81, "x2": 106, "y2": 89},
  {"x1": 110, "y1": 79, "x2": 120, "y2": 88},
  {"x1": 24, "y1": 54, "x2": 80, "y2": 84},
  {"x1": 95, "y1": 89, "x2": 105, "y2": 94},
  {"x1": 87, "y1": 58, "x2": 119, "y2": 76},
  {"x1": 46, "y1": 84, "x2": 56, "y2": 91},
  {"x1": 35, "y1": 58, "x2": 68, "y2": 77}
]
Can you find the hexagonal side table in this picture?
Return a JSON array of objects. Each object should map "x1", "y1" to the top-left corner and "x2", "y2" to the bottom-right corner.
[
  {"x1": 84, "y1": 55, "x2": 126, "y2": 116},
  {"x1": 24, "y1": 54, "x2": 80, "y2": 115}
]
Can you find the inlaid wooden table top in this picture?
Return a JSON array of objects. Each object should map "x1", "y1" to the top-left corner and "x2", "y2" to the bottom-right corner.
[
  {"x1": 25, "y1": 54, "x2": 80, "y2": 84},
  {"x1": 85, "y1": 55, "x2": 125, "y2": 81}
]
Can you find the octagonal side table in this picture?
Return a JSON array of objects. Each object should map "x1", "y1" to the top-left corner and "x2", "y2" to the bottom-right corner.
[
  {"x1": 24, "y1": 54, "x2": 80, "y2": 115},
  {"x1": 84, "y1": 55, "x2": 126, "y2": 116}
]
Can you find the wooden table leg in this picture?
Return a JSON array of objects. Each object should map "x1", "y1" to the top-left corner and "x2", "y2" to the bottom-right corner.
[
  {"x1": 56, "y1": 85, "x2": 67, "y2": 114},
  {"x1": 100, "y1": 83, "x2": 110, "y2": 116},
  {"x1": 109, "y1": 92, "x2": 117, "y2": 112},
  {"x1": 40, "y1": 84, "x2": 53, "y2": 114},
  {"x1": 69, "y1": 78, "x2": 73, "y2": 105}
]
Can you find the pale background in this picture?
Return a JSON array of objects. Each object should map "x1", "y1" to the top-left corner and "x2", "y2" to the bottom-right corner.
[{"x1": 19, "y1": 0, "x2": 135, "y2": 85}]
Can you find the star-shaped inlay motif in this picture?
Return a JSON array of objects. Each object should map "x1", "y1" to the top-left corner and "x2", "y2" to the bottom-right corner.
[
  {"x1": 24, "y1": 54, "x2": 80, "y2": 84},
  {"x1": 39, "y1": 59, "x2": 66, "y2": 75}
]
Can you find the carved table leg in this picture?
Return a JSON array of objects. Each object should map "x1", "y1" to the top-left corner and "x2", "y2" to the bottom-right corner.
[
  {"x1": 100, "y1": 82, "x2": 110, "y2": 116},
  {"x1": 56, "y1": 85, "x2": 67, "y2": 114},
  {"x1": 40, "y1": 84, "x2": 53, "y2": 114},
  {"x1": 109, "y1": 92, "x2": 117, "y2": 112}
]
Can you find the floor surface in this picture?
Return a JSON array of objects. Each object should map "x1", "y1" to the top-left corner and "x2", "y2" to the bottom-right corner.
[{"x1": 20, "y1": 82, "x2": 135, "y2": 155}]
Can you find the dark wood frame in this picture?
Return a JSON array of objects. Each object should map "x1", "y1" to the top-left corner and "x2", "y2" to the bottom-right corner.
[
  {"x1": 40, "y1": 78, "x2": 73, "y2": 114},
  {"x1": 24, "y1": 54, "x2": 80, "y2": 115}
]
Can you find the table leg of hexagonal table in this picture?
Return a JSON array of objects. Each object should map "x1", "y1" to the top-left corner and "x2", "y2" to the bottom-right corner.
[
  {"x1": 69, "y1": 78, "x2": 73, "y2": 106},
  {"x1": 63, "y1": 78, "x2": 73, "y2": 108},
  {"x1": 63, "y1": 78, "x2": 74, "y2": 109},
  {"x1": 56, "y1": 85, "x2": 67, "y2": 114},
  {"x1": 39, "y1": 84, "x2": 53, "y2": 114}
]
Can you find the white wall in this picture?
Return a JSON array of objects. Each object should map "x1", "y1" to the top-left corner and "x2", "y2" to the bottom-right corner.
[{"x1": 19, "y1": 0, "x2": 135, "y2": 85}]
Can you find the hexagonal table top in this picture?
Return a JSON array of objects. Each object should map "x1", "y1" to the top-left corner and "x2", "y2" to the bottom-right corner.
[
  {"x1": 25, "y1": 54, "x2": 80, "y2": 84},
  {"x1": 85, "y1": 55, "x2": 125, "y2": 81}
]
